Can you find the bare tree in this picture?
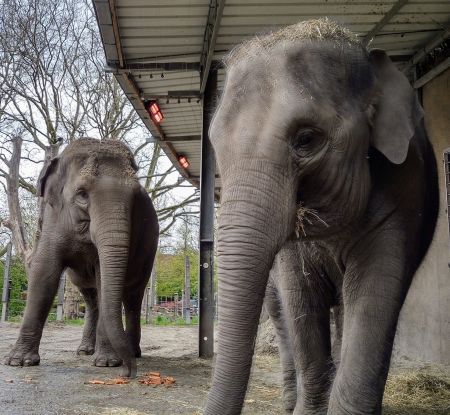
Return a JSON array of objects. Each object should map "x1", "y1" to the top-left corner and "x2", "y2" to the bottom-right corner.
[
  {"x1": 0, "y1": 133, "x2": 30, "y2": 261},
  {"x1": 136, "y1": 142, "x2": 200, "y2": 236},
  {"x1": 0, "y1": 0, "x2": 200, "y2": 267}
]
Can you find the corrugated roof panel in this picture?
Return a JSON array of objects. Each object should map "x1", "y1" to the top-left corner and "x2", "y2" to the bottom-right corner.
[{"x1": 93, "y1": 0, "x2": 450, "y2": 189}]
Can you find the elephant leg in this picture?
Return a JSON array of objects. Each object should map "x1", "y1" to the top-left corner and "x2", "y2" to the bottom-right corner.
[
  {"x1": 330, "y1": 305, "x2": 343, "y2": 371},
  {"x1": 265, "y1": 271, "x2": 297, "y2": 413},
  {"x1": 92, "y1": 266, "x2": 122, "y2": 368},
  {"x1": 76, "y1": 287, "x2": 98, "y2": 356},
  {"x1": 277, "y1": 244, "x2": 334, "y2": 415},
  {"x1": 5, "y1": 256, "x2": 63, "y2": 366},
  {"x1": 123, "y1": 284, "x2": 146, "y2": 358},
  {"x1": 93, "y1": 316, "x2": 122, "y2": 367},
  {"x1": 328, "y1": 237, "x2": 408, "y2": 415}
]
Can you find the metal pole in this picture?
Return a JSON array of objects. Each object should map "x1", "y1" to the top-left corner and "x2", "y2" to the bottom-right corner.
[
  {"x1": 184, "y1": 255, "x2": 191, "y2": 324},
  {"x1": 1, "y1": 242, "x2": 12, "y2": 322},
  {"x1": 199, "y1": 68, "x2": 217, "y2": 358},
  {"x1": 56, "y1": 272, "x2": 66, "y2": 321}
]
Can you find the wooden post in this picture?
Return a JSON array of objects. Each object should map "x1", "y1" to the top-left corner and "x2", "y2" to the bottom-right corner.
[
  {"x1": 1, "y1": 242, "x2": 12, "y2": 322},
  {"x1": 184, "y1": 255, "x2": 191, "y2": 324},
  {"x1": 56, "y1": 272, "x2": 66, "y2": 321},
  {"x1": 145, "y1": 286, "x2": 151, "y2": 324},
  {"x1": 149, "y1": 266, "x2": 157, "y2": 307}
]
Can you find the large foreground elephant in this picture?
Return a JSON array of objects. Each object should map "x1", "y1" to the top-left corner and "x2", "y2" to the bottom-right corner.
[
  {"x1": 204, "y1": 19, "x2": 439, "y2": 414},
  {"x1": 5, "y1": 138, "x2": 158, "y2": 378}
]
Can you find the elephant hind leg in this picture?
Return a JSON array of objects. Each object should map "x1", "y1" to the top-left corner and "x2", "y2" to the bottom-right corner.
[
  {"x1": 77, "y1": 287, "x2": 98, "y2": 356},
  {"x1": 264, "y1": 272, "x2": 297, "y2": 413},
  {"x1": 123, "y1": 285, "x2": 147, "y2": 358},
  {"x1": 330, "y1": 305, "x2": 343, "y2": 371},
  {"x1": 277, "y1": 243, "x2": 335, "y2": 415}
]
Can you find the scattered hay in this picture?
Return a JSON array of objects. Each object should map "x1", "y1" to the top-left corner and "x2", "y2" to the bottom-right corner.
[
  {"x1": 384, "y1": 371, "x2": 450, "y2": 414},
  {"x1": 226, "y1": 18, "x2": 361, "y2": 66}
]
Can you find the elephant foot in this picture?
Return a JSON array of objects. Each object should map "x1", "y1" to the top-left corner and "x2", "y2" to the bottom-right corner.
[
  {"x1": 77, "y1": 341, "x2": 95, "y2": 356},
  {"x1": 93, "y1": 349, "x2": 122, "y2": 367},
  {"x1": 134, "y1": 345, "x2": 142, "y2": 358},
  {"x1": 5, "y1": 342, "x2": 40, "y2": 367},
  {"x1": 120, "y1": 357, "x2": 137, "y2": 378}
]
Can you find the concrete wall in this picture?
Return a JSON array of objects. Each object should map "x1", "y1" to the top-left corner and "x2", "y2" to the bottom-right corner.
[{"x1": 394, "y1": 68, "x2": 450, "y2": 364}]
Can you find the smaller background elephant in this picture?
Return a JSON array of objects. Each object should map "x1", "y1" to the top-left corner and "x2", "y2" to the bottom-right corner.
[{"x1": 5, "y1": 138, "x2": 159, "y2": 378}]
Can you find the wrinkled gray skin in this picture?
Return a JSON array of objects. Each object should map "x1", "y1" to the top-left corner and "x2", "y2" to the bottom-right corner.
[
  {"x1": 204, "y1": 35, "x2": 439, "y2": 414},
  {"x1": 4, "y1": 139, "x2": 159, "y2": 378}
]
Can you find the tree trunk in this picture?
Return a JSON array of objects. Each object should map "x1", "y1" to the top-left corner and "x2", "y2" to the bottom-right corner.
[
  {"x1": 4, "y1": 135, "x2": 30, "y2": 262},
  {"x1": 63, "y1": 278, "x2": 83, "y2": 319}
]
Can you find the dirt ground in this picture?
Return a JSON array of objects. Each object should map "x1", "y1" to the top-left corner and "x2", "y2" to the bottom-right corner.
[
  {"x1": 1, "y1": 322, "x2": 450, "y2": 415},
  {"x1": 0, "y1": 322, "x2": 282, "y2": 415}
]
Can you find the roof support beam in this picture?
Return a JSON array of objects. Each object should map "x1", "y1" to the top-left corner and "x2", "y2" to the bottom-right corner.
[
  {"x1": 403, "y1": 25, "x2": 450, "y2": 73},
  {"x1": 414, "y1": 57, "x2": 450, "y2": 89},
  {"x1": 108, "y1": 0, "x2": 125, "y2": 67},
  {"x1": 199, "y1": 0, "x2": 225, "y2": 94},
  {"x1": 166, "y1": 135, "x2": 201, "y2": 142},
  {"x1": 105, "y1": 62, "x2": 200, "y2": 73},
  {"x1": 141, "y1": 93, "x2": 201, "y2": 102},
  {"x1": 362, "y1": 0, "x2": 409, "y2": 47}
]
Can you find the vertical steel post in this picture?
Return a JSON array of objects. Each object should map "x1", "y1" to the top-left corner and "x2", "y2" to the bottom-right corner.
[
  {"x1": 56, "y1": 272, "x2": 66, "y2": 321},
  {"x1": 199, "y1": 68, "x2": 217, "y2": 358},
  {"x1": 1, "y1": 242, "x2": 12, "y2": 322}
]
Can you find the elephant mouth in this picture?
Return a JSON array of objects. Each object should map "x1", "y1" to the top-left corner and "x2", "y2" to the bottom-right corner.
[
  {"x1": 295, "y1": 202, "x2": 330, "y2": 239},
  {"x1": 77, "y1": 220, "x2": 90, "y2": 234}
]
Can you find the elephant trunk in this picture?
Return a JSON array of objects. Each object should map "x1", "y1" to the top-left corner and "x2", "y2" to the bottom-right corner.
[
  {"x1": 205, "y1": 166, "x2": 295, "y2": 414},
  {"x1": 90, "y1": 186, "x2": 136, "y2": 377}
]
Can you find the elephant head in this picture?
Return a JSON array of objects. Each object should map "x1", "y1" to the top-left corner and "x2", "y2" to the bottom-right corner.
[
  {"x1": 204, "y1": 19, "x2": 423, "y2": 413},
  {"x1": 36, "y1": 138, "x2": 140, "y2": 377}
]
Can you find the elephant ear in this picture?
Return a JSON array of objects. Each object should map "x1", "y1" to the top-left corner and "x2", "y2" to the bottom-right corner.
[
  {"x1": 131, "y1": 156, "x2": 139, "y2": 172},
  {"x1": 37, "y1": 156, "x2": 59, "y2": 202},
  {"x1": 368, "y1": 49, "x2": 424, "y2": 164}
]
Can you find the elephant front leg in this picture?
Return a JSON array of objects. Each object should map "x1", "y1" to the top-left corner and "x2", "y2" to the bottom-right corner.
[
  {"x1": 4, "y1": 257, "x2": 63, "y2": 366},
  {"x1": 93, "y1": 316, "x2": 123, "y2": 367},
  {"x1": 328, "y1": 241, "x2": 409, "y2": 415},
  {"x1": 264, "y1": 273, "x2": 297, "y2": 413},
  {"x1": 77, "y1": 288, "x2": 98, "y2": 356}
]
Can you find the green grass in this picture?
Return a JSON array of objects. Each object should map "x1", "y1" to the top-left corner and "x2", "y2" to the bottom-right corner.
[
  {"x1": 64, "y1": 318, "x2": 85, "y2": 326},
  {"x1": 147, "y1": 315, "x2": 199, "y2": 326},
  {"x1": 4, "y1": 314, "x2": 199, "y2": 327}
]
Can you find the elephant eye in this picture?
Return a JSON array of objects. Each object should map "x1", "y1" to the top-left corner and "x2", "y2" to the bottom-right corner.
[
  {"x1": 293, "y1": 128, "x2": 320, "y2": 151},
  {"x1": 75, "y1": 189, "x2": 89, "y2": 204}
]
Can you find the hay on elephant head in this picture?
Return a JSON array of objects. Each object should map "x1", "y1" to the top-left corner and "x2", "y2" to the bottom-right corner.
[
  {"x1": 295, "y1": 202, "x2": 329, "y2": 238},
  {"x1": 225, "y1": 18, "x2": 361, "y2": 67}
]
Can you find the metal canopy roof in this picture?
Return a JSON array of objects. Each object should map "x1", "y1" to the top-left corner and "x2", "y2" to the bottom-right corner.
[{"x1": 93, "y1": 0, "x2": 450, "y2": 189}]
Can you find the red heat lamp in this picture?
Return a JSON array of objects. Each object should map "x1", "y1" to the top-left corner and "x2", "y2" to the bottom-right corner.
[
  {"x1": 145, "y1": 100, "x2": 164, "y2": 124},
  {"x1": 178, "y1": 155, "x2": 190, "y2": 169}
]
